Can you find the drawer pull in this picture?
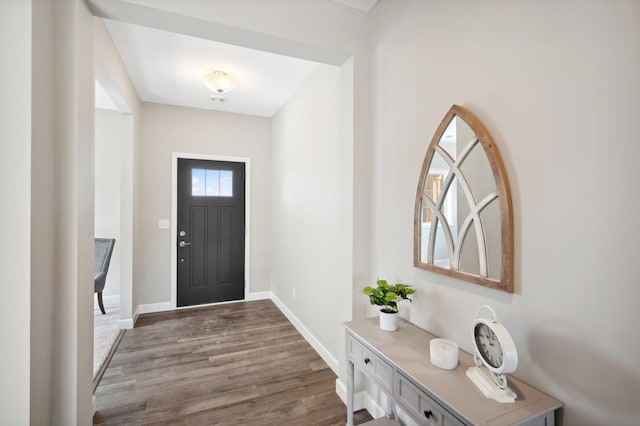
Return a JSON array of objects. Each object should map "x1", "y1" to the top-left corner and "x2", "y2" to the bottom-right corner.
[
  {"x1": 364, "y1": 357, "x2": 371, "y2": 364},
  {"x1": 424, "y1": 410, "x2": 433, "y2": 419}
]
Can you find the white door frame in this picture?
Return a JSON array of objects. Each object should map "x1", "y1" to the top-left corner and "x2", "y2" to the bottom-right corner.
[{"x1": 170, "y1": 152, "x2": 251, "y2": 309}]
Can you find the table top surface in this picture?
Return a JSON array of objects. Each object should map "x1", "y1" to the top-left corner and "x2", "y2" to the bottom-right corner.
[{"x1": 344, "y1": 317, "x2": 561, "y2": 426}]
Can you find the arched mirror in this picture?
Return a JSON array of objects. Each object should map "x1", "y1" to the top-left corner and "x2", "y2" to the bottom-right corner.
[{"x1": 414, "y1": 105, "x2": 514, "y2": 292}]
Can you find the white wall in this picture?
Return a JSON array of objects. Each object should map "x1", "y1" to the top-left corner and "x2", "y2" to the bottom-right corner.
[
  {"x1": 1, "y1": 0, "x2": 96, "y2": 424},
  {"x1": 271, "y1": 64, "x2": 353, "y2": 372},
  {"x1": 370, "y1": 1, "x2": 640, "y2": 425},
  {"x1": 0, "y1": 1, "x2": 33, "y2": 423},
  {"x1": 94, "y1": 16, "x2": 142, "y2": 326},
  {"x1": 20, "y1": 2, "x2": 635, "y2": 425},
  {"x1": 51, "y1": 1, "x2": 96, "y2": 423},
  {"x1": 88, "y1": 0, "x2": 374, "y2": 316},
  {"x1": 138, "y1": 103, "x2": 272, "y2": 305},
  {"x1": 95, "y1": 108, "x2": 123, "y2": 297},
  {"x1": 30, "y1": 0, "x2": 55, "y2": 422},
  {"x1": 2, "y1": 2, "x2": 366, "y2": 424}
]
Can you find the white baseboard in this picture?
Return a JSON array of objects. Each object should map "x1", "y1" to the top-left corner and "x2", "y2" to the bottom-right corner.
[
  {"x1": 130, "y1": 301, "x2": 172, "y2": 327},
  {"x1": 102, "y1": 294, "x2": 120, "y2": 305},
  {"x1": 118, "y1": 318, "x2": 134, "y2": 330},
  {"x1": 270, "y1": 293, "x2": 339, "y2": 375},
  {"x1": 97, "y1": 294, "x2": 133, "y2": 329},
  {"x1": 136, "y1": 302, "x2": 172, "y2": 315},
  {"x1": 335, "y1": 378, "x2": 385, "y2": 419},
  {"x1": 246, "y1": 291, "x2": 271, "y2": 301}
]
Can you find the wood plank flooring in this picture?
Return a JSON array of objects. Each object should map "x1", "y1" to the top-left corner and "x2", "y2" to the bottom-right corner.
[{"x1": 94, "y1": 299, "x2": 373, "y2": 425}]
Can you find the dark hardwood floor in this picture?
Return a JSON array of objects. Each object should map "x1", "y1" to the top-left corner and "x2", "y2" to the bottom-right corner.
[{"x1": 94, "y1": 299, "x2": 373, "y2": 425}]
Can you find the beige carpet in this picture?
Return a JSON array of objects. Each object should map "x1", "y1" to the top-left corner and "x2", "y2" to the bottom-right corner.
[{"x1": 94, "y1": 297, "x2": 120, "y2": 378}]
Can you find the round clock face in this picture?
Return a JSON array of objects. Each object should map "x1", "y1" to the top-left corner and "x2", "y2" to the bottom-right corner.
[{"x1": 474, "y1": 322, "x2": 503, "y2": 369}]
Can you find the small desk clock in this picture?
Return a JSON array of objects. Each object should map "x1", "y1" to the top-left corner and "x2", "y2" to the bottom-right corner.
[{"x1": 466, "y1": 305, "x2": 518, "y2": 403}]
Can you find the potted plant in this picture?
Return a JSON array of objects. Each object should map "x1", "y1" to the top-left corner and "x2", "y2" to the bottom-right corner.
[{"x1": 361, "y1": 279, "x2": 415, "y2": 331}]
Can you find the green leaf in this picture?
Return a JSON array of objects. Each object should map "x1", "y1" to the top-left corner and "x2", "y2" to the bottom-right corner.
[
  {"x1": 384, "y1": 292, "x2": 398, "y2": 302},
  {"x1": 361, "y1": 279, "x2": 415, "y2": 309},
  {"x1": 361, "y1": 286, "x2": 374, "y2": 295}
]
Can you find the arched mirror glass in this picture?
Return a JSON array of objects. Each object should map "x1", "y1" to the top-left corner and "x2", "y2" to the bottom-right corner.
[{"x1": 414, "y1": 105, "x2": 513, "y2": 292}]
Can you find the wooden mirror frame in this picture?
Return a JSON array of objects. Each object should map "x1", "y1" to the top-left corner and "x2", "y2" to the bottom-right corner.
[{"x1": 413, "y1": 105, "x2": 514, "y2": 292}]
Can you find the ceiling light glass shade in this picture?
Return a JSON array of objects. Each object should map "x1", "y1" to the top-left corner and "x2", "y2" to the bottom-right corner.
[{"x1": 203, "y1": 70, "x2": 235, "y2": 94}]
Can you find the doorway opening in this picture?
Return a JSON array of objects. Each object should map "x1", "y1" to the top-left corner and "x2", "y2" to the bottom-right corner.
[
  {"x1": 92, "y1": 74, "x2": 134, "y2": 389},
  {"x1": 171, "y1": 153, "x2": 251, "y2": 309}
]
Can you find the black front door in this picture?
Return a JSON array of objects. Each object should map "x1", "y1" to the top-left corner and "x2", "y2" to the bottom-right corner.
[{"x1": 177, "y1": 158, "x2": 245, "y2": 307}]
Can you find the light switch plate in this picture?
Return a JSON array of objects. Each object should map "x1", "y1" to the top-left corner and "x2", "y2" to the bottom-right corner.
[{"x1": 158, "y1": 219, "x2": 170, "y2": 229}]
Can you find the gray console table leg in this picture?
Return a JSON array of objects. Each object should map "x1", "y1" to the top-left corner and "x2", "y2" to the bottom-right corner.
[
  {"x1": 346, "y1": 360, "x2": 354, "y2": 426},
  {"x1": 385, "y1": 392, "x2": 394, "y2": 418}
]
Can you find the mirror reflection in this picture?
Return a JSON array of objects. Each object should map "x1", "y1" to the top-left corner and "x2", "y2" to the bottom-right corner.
[{"x1": 414, "y1": 105, "x2": 513, "y2": 292}]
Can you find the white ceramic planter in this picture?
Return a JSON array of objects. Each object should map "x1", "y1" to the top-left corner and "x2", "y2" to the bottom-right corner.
[{"x1": 379, "y1": 310, "x2": 399, "y2": 331}]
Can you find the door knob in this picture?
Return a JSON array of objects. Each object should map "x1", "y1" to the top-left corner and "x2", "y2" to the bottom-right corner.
[{"x1": 178, "y1": 241, "x2": 191, "y2": 248}]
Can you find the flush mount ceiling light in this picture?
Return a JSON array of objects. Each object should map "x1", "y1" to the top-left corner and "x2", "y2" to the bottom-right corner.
[{"x1": 203, "y1": 70, "x2": 235, "y2": 101}]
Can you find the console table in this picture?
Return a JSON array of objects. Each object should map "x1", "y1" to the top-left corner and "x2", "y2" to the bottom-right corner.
[{"x1": 344, "y1": 318, "x2": 561, "y2": 426}]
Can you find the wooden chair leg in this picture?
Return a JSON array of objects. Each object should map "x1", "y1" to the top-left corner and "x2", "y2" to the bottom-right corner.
[{"x1": 98, "y1": 292, "x2": 106, "y2": 315}]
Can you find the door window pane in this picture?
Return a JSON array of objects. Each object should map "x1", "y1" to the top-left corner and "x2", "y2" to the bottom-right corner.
[
  {"x1": 220, "y1": 170, "x2": 233, "y2": 197},
  {"x1": 206, "y1": 170, "x2": 220, "y2": 196},
  {"x1": 192, "y1": 169, "x2": 205, "y2": 196},
  {"x1": 192, "y1": 168, "x2": 233, "y2": 197}
]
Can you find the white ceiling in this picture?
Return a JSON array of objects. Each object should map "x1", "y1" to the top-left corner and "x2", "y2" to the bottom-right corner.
[
  {"x1": 103, "y1": 19, "x2": 320, "y2": 117},
  {"x1": 96, "y1": 0, "x2": 379, "y2": 117}
]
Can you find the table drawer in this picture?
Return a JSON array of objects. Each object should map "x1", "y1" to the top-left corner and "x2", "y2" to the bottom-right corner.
[
  {"x1": 347, "y1": 334, "x2": 393, "y2": 391},
  {"x1": 394, "y1": 372, "x2": 465, "y2": 426}
]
